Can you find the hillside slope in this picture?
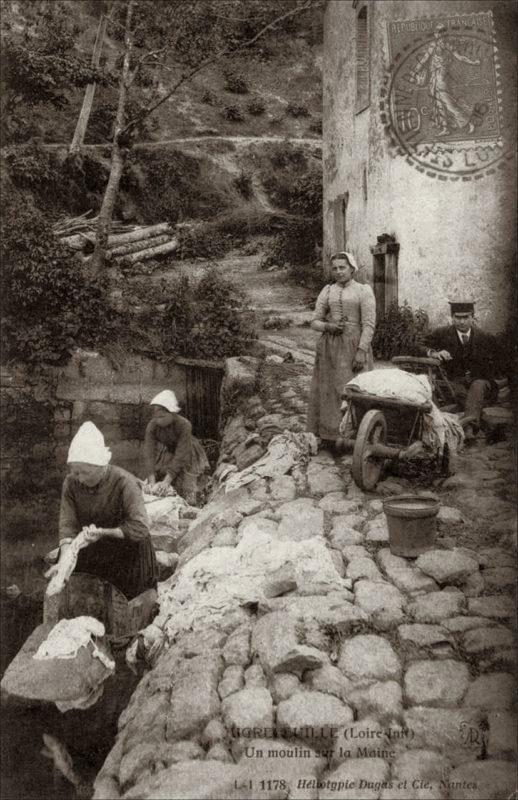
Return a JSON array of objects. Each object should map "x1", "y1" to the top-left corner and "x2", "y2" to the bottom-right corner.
[{"x1": 13, "y1": 0, "x2": 323, "y2": 145}]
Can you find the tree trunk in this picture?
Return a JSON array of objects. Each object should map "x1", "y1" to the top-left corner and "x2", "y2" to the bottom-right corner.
[
  {"x1": 69, "y1": 10, "x2": 109, "y2": 153},
  {"x1": 90, "y1": 1, "x2": 134, "y2": 275}
]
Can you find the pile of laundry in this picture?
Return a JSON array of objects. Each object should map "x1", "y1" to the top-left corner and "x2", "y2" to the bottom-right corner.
[
  {"x1": 341, "y1": 369, "x2": 464, "y2": 456},
  {"x1": 217, "y1": 430, "x2": 318, "y2": 494}
]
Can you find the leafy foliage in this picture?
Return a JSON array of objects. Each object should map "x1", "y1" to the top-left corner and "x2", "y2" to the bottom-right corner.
[
  {"x1": 261, "y1": 217, "x2": 323, "y2": 288},
  {"x1": 1, "y1": 2, "x2": 108, "y2": 142},
  {"x1": 246, "y1": 97, "x2": 266, "y2": 116},
  {"x1": 233, "y1": 170, "x2": 254, "y2": 199},
  {"x1": 5, "y1": 143, "x2": 109, "y2": 214},
  {"x1": 161, "y1": 270, "x2": 256, "y2": 359},
  {"x1": 201, "y1": 89, "x2": 217, "y2": 105},
  {"x1": 135, "y1": 149, "x2": 231, "y2": 224},
  {"x1": 258, "y1": 144, "x2": 322, "y2": 281},
  {"x1": 223, "y1": 70, "x2": 248, "y2": 94},
  {"x1": 372, "y1": 302, "x2": 430, "y2": 360},
  {"x1": 1, "y1": 187, "x2": 120, "y2": 364},
  {"x1": 222, "y1": 105, "x2": 245, "y2": 122},
  {"x1": 286, "y1": 102, "x2": 310, "y2": 118},
  {"x1": 178, "y1": 209, "x2": 277, "y2": 260},
  {"x1": 86, "y1": 99, "x2": 156, "y2": 144}
]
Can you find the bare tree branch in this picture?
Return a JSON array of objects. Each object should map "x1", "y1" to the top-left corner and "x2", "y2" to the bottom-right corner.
[{"x1": 122, "y1": 0, "x2": 321, "y2": 136}]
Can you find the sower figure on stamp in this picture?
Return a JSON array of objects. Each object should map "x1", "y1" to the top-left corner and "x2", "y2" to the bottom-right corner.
[
  {"x1": 416, "y1": 300, "x2": 502, "y2": 443},
  {"x1": 307, "y1": 252, "x2": 376, "y2": 446}
]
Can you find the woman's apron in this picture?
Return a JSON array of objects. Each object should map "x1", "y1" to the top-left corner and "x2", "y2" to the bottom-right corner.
[{"x1": 307, "y1": 322, "x2": 372, "y2": 440}]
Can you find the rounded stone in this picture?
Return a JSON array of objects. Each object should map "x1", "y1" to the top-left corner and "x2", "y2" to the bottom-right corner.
[
  {"x1": 463, "y1": 672, "x2": 516, "y2": 709},
  {"x1": 339, "y1": 634, "x2": 401, "y2": 682},
  {"x1": 404, "y1": 660, "x2": 469, "y2": 707},
  {"x1": 277, "y1": 691, "x2": 353, "y2": 739}
]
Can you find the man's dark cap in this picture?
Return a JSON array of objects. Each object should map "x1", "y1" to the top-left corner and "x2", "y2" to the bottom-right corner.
[{"x1": 449, "y1": 301, "x2": 474, "y2": 314}]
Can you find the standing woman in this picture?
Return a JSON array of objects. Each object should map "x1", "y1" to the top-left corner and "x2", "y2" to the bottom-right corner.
[
  {"x1": 56, "y1": 421, "x2": 158, "y2": 600},
  {"x1": 144, "y1": 390, "x2": 209, "y2": 505},
  {"x1": 307, "y1": 252, "x2": 376, "y2": 444}
]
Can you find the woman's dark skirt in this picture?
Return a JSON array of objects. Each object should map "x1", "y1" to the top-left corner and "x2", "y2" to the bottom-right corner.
[{"x1": 75, "y1": 536, "x2": 158, "y2": 600}]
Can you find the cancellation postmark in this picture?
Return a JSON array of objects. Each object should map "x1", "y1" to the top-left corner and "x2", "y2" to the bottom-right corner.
[{"x1": 380, "y1": 10, "x2": 512, "y2": 180}]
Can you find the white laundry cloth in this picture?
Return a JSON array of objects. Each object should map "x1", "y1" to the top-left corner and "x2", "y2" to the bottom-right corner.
[
  {"x1": 345, "y1": 368, "x2": 432, "y2": 405},
  {"x1": 34, "y1": 616, "x2": 115, "y2": 671},
  {"x1": 46, "y1": 529, "x2": 93, "y2": 597},
  {"x1": 340, "y1": 368, "x2": 464, "y2": 457},
  {"x1": 224, "y1": 431, "x2": 318, "y2": 492}
]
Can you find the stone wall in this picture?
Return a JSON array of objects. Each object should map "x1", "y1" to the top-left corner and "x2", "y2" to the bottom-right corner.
[
  {"x1": 0, "y1": 350, "x2": 200, "y2": 484},
  {"x1": 323, "y1": 0, "x2": 517, "y2": 332}
]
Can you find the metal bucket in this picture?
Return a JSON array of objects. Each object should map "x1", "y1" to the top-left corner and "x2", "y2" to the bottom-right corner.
[{"x1": 383, "y1": 494, "x2": 440, "y2": 558}]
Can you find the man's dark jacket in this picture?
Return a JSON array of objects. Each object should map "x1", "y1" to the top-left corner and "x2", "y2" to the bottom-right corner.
[{"x1": 416, "y1": 325, "x2": 501, "y2": 388}]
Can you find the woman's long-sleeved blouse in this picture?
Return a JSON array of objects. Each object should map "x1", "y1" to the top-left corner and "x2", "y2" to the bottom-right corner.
[
  {"x1": 144, "y1": 414, "x2": 193, "y2": 480},
  {"x1": 312, "y1": 281, "x2": 376, "y2": 351},
  {"x1": 59, "y1": 465, "x2": 149, "y2": 544}
]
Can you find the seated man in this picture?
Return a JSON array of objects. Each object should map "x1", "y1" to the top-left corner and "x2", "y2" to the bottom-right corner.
[{"x1": 416, "y1": 300, "x2": 501, "y2": 442}]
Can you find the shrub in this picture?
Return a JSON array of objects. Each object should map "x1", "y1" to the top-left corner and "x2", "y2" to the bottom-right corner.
[
  {"x1": 223, "y1": 70, "x2": 248, "y2": 94},
  {"x1": 163, "y1": 270, "x2": 256, "y2": 359},
  {"x1": 201, "y1": 89, "x2": 217, "y2": 105},
  {"x1": 286, "y1": 102, "x2": 310, "y2": 118},
  {"x1": 5, "y1": 144, "x2": 61, "y2": 190},
  {"x1": 261, "y1": 159, "x2": 321, "y2": 217},
  {"x1": 263, "y1": 315, "x2": 292, "y2": 330},
  {"x1": 5, "y1": 143, "x2": 109, "y2": 214},
  {"x1": 267, "y1": 142, "x2": 307, "y2": 171},
  {"x1": 233, "y1": 170, "x2": 254, "y2": 199},
  {"x1": 177, "y1": 226, "x2": 228, "y2": 260},
  {"x1": 136, "y1": 149, "x2": 230, "y2": 223},
  {"x1": 222, "y1": 105, "x2": 245, "y2": 122},
  {"x1": 287, "y1": 167, "x2": 322, "y2": 217},
  {"x1": 372, "y1": 302, "x2": 430, "y2": 360},
  {"x1": 178, "y1": 209, "x2": 277, "y2": 260},
  {"x1": 1, "y1": 188, "x2": 120, "y2": 364},
  {"x1": 246, "y1": 98, "x2": 265, "y2": 116}
]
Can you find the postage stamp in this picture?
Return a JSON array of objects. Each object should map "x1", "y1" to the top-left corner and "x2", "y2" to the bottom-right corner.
[{"x1": 380, "y1": 11, "x2": 511, "y2": 180}]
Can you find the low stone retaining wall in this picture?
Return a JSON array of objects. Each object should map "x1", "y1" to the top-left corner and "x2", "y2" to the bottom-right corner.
[{"x1": 1, "y1": 350, "x2": 218, "y2": 483}]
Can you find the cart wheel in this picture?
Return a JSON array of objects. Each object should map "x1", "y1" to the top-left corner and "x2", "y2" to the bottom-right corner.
[{"x1": 352, "y1": 410, "x2": 388, "y2": 491}]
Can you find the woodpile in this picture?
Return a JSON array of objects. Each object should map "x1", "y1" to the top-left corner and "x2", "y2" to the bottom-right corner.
[{"x1": 53, "y1": 212, "x2": 178, "y2": 266}]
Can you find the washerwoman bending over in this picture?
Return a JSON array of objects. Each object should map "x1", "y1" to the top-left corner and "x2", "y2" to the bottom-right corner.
[
  {"x1": 51, "y1": 421, "x2": 158, "y2": 601},
  {"x1": 143, "y1": 390, "x2": 209, "y2": 506}
]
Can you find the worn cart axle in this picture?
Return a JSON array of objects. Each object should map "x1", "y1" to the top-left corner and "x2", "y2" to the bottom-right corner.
[{"x1": 337, "y1": 438, "x2": 423, "y2": 460}]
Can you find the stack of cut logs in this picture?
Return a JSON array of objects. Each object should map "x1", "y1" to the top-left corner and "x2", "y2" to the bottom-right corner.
[{"x1": 53, "y1": 211, "x2": 178, "y2": 266}]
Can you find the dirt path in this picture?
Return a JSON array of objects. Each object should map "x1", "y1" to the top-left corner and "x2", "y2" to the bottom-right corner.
[{"x1": 42, "y1": 135, "x2": 321, "y2": 151}]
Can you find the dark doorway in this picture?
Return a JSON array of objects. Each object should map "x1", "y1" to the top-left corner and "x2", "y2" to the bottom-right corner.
[{"x1": 183, "y1": 362, "x2": 223, "y2": 440}]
